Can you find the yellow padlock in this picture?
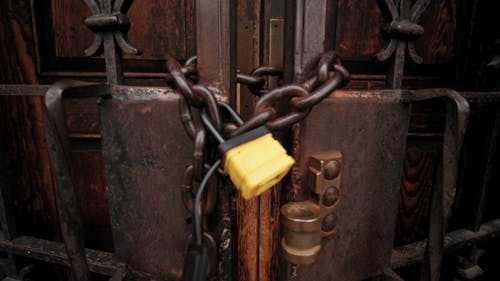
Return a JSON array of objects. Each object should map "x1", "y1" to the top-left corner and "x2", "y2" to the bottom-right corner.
[{"x1": 201, "y1": 104, "x2": 295, "y2": 200}]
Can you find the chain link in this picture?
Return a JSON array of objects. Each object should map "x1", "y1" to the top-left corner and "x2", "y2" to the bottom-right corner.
[
  {"x1": 235, "y1": 50, "x2": 350, "y2": 132},
  {"x1": 166, "y1": 50, "x2": 350, "y2": 216},
  {"x1": 180, "y1": 164, "x2": 217, "y2": 214}
]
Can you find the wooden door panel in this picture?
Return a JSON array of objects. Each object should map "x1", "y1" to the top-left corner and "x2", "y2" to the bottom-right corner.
[
  {"x1": 336, "y1": 1, "x2": 385, "y2": 60},
  {"x1": 336, "y1": 0, "x2": 459, "y2": 80},
  {"x1": 35, "y1": 0, "x2": 196, "y2": 77}
]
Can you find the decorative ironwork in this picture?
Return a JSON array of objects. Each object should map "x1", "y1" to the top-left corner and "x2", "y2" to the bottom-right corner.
[
  {"x1": 377, "y1": 0, "x2": 431, "y2": 88},
  {"x1": 83, "y1": 0, "x2": 140, "y2": 84}
]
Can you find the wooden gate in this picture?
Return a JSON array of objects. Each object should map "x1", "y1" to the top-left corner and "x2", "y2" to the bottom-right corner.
[{"x1": 0, "y1": 1, "x2": 499, "y2": 280}]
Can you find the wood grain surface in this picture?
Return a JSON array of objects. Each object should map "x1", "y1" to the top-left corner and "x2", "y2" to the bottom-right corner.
[
  {"x1": 396, "y1": 141, "x2": 440, "y2": 246},
  {"x1": 236, "y1": 1, "x2": 261, "y2": 280}
]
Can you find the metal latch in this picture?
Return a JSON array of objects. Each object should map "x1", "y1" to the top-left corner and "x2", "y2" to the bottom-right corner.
[{"x1": 280, "y1": 151, "x2": 342, "y2": 264}]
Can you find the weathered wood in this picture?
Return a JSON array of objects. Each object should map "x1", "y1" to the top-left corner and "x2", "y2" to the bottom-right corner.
[
  {"x1": 336, "y1": 0, "x2": 458, "y2": 64},
  {"x1": 396, "y1": 142, "x2": 440, "y2": 246},
  {"x1": 69, "y1": 151, "x2": 112, "y2": 252},
  {"x1": 259, "y1": 3, "x2": 284, "y2": 280},
  {"x1": 336, "y1": 1, "x2": 385, "y2": 60},
  {"x1": 236, "y1": 2, "x2": 261, "y2": 281},
  {"x1": 50, "y1": 0, "x2": 188, "y2": 59},
  {"x1": 35, "y1": 0, "x2": 194, "y2": 77},
  {"x1": 415, "y1": 0, "x2": 458, "y2": 64},
  {"x1": 0, "y1": 0, "x2": 59, "y2": 247},
  {"x1": 258, "y1": 187, "x2": 281, "y2": 281}
]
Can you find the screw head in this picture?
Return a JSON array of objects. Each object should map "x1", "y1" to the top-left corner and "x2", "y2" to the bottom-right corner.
[
  {"x1": 321, "y1": 213, "x2": 338, "y2": 232},
  {"x1": 324, "y1": 160, "x2": 341, "y2": 180},
  {"x1": 322, "y1": 186, "x2": 339, "y2": 207}
]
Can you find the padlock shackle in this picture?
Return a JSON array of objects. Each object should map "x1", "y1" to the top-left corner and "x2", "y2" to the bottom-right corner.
[
  {"x1": 217, "y1": 102, "x2": 244, "y2": 126},
  {"x1": 200, "y1": 102, "x2": 245, "y2": 144},
  {"x1": 200, "y1": 110, "x2": 225, "y2": 144}
]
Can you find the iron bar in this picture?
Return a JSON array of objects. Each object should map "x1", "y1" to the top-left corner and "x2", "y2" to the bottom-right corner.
[
  {"x1": 0, "y1": 232, "x2": 120, "y2": 276},
  {"x1": 44, "y1": 83, "x2": 92, "y2": 281},
  {"x1": 403, "y1": 89, "x2": 470, "y2": 281},
  {"x1": 0, "y1": 85, "x2": 50, "y2": 96},
  {"x1": 195, "y1": 0, "x2": 236, "y2": 98},
  {"x1": 291, "y1": 0, "x2": 333, "y2": 83},
  {"x1": 391, "y1": 218, "x2": 500, "y2": 269}
]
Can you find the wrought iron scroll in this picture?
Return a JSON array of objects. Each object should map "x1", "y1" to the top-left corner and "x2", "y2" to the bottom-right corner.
[
  {"x1": 377, "y1": 0, "x2": 431, "y2": 89},
  {"x1": 84, "y1": 0, "x2": 140, "y2": 84}
]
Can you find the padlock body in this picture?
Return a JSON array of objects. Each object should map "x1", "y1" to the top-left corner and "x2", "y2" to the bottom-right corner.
[{"x1": 223, "y1": 132, "x2": 294, "y2": 199}]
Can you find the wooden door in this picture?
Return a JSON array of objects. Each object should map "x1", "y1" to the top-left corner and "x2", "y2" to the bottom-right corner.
[{"x1": 1, "y1": 0, "x2": 500, "y2": 280}]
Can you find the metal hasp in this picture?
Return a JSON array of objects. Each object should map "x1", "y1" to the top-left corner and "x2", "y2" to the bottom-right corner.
[
  {"x1": 41, "y1": 82, "x2": 200, "y2": 279},
  {"x1": 288, "y1": 90, "x2": 410, "y2": 281},
  {"x1": 281, "y1": 151, "x2": 342, "y2": 264},
  {"x1": 282, "y1": 89, "x2": 469, "y2": 281},
  {"x1": 99, "y1": 85, "x2": 193, "y2": 279}
]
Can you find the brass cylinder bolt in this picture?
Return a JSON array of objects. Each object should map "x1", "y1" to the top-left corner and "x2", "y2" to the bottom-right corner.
[{"x1": 280, "y1": 200, "x2": 322, "y2": 265}]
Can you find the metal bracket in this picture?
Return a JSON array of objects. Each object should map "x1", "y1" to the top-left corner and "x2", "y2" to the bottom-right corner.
[{"x1": 280, "y1": 150, "x2": 343, "y2": 264}]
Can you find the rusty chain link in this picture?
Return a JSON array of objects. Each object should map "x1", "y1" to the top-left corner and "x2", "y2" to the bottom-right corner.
[
  {"x1": 237, "y1": 66, "x2": 282, "y2": 96},
  {"x1": 166, "y1": 50, "x2": 350, "y2": 217}
]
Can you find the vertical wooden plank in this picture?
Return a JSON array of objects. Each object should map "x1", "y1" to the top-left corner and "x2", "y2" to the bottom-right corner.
[
  {"x1": 127, "y1": 0, "x2": 188, "y2": 59},
  {"x1": 259, "y1": 15, "x2": 284, "y2": 281},
  {"x1": 51, "y1": 0, "x2": 92, "y2": 58},
  {"x1": 0, "y1": 2, "x2": 68, "y2": 280},
  {"x1": 0, "y1": 0, "x2": 61, "y2": 241},
  {"x1": 236, "y1": 2, "x2": 261, "y2": 281},
  {"x1": 236, "y1": 17, "x2": 259, "y2": 281},
  {"x1": 70, "y1": 151, "x2": 112, "y2": 252},
  {"x1": 0, "y1": 1, "x2": 38, "y2": 82},
  {"x1": 395, "y1": 142, "x2": 440, "y2": 246}
]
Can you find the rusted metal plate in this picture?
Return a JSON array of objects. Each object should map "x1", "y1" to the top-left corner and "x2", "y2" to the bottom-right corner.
[
  {"x1": 100, "y1": 86, "x2": 192, "y2": 279},
  {"x1": 288, "y1": 89, "x2": 411, "y2": 281}
]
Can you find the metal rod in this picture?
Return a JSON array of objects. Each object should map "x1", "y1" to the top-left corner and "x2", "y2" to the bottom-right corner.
[
  {"x1": 101, "y1": 0, "x2": 123, "y2": 84},
  {"x1": 44, "y1": 84, "x2": 92, "y2": 281},
  {"x1": 195, "y1": 0, "x2": 236, "y2": 98},
  {"x1": 292, "y1": 0, "x2": 331, "y2": 83},
  {"x1": 391, "y1": 218, "x2": 500, "y2": 269},
  {"x1": 0, "y1": 232, "x2": 120, "y2": 276}
]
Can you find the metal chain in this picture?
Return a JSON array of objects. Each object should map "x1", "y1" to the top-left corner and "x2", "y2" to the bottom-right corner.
[
  {"x1": 166, "y1": 54, "x2": 220, "y2": 216},
  {"x1": 166, "y1": 50, "x2": 350, "y2": 216},
  {"x1": 234, "y1": 50, "x2": 350, "y2": 133}
]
